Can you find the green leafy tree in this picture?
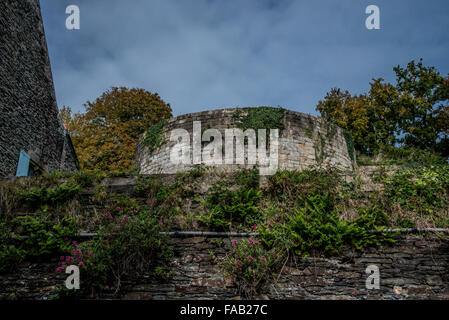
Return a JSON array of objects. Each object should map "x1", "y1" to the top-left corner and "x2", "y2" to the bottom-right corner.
[
  {"x1": 393, "y1": 59, "x2": 449, "y2": 155},
  {"x1": 317, "y1": 59, "x2": 449, "y2": 158}
]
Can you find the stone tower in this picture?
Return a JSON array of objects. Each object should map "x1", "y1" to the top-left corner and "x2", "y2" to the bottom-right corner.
[
  {"x1": 0, "y1": 0, "x2": 78, "y2": 177},
  {"x1": 136, "y1": 107, "x2": 356, "y2": 175}
]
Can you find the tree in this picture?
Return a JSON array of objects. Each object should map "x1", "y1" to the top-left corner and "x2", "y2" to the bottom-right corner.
[
  {"x1": 316, "y1": 88, "x2": 377, "y2": 154},
  {"x1": 62, "y1": 87, "x2": 172, "y2": 172},
  {"x1": 393, "y1": 59, "x2": 449, "y2": 155},
  {"x1": 316, "y1": 59, "x2": 449, "y2": 158}
]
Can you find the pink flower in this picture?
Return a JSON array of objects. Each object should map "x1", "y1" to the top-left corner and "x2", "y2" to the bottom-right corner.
[
  {"x1": 261, "y1": 256, "x2": 266, "y2": 259},
  {"x1": 236, "y1": 259, "x2": 242, "y2": 264},
  {"x1": 249, "y1": 238, "x2": 255, "y2": 244},
  {"x1": 116, "y1": 225, "x2": 121, "y2": 230},
  {"x1": 60, "y1": 256, "x2": 64, "y2": 261},
  {"x1": 116, "y1": 207, "x2": 121, "y2": 211},
  {"x1": 248, "y1": 255, "x2": 253, "y2": 260},
  {"x1": 251, "y1": 225, "x2": 257, "y2": 231},
  {"x1": 129, "y1": 210, "x2": 134, "y2": 215},
  {"x1": 56, "y1": 267, "x2": 63, "y2": 273},
  {"x1": 105, "y1": 239, "x2": 109, "y2": 244},
  {"x1": 78, "y1": 262, "x2": 84, "y2": 267},
  {"x1": 232, "y1": 240, "x2": 238, "y2": 245},
  {"x1": 105, "y1": 211, "x2": 111, "y2": 217},
  {"x1": 64, "y1": 237, "x2": 69, "y2": 241},
  {"x1": 104, "y1": 286, "x2": 110, "y2": 290},
  {"x1": 72, "y1": 241, "x2": 78, "y2": 246}
]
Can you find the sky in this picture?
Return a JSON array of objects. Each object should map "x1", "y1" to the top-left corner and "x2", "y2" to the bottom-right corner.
[{"x1": 40, "y1": 0, "x2": 449, "y2": 117}]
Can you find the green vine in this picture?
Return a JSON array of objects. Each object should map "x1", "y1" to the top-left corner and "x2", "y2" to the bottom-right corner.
[
  {"x1": 343, "y1": 130, "x2": 355, "y2": 162},
  {"x1": 313, "y1": 133, "x2": 327, "y2": 166},
  {"x1": 143, "y1": 120, "x2": 167, "y2": 154},
  {"x1": 311, "y1": 122, "x2": 337, "y2": 166},
  {"x1": 232, "y1": 107, "x2": 286, "y2": 144},
  {"x1": 305, "y1": 127, "x2": 313, "y2": 139}
]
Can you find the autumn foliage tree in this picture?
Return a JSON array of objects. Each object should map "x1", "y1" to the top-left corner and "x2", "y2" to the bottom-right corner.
[
  {"x1": 61, "y1": 87, "x2": 172, "y2": 172},
  {"x1": 317, "y1": 59, "x2": 449, "y2": 159}
]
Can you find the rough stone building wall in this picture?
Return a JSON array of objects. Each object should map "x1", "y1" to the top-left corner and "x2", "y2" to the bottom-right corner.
[
  {"x1": 1, "y1": 235, "x2": 448, "y2": 300},
  {"x1": 136, "y1": 108, "x2": 355, "y2": 175},
  {"x1": 0, "y1": 0, "x2": 78, "y2": 177}
]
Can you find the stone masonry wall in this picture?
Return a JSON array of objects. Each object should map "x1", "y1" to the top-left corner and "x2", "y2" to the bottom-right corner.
[
  {"x1": 136, "y1": 108, "x2": 355, "y2": 175},
  {"x1": 0, "y1": 0, "x2": 78, "y2": 177},
  {"x1": 1, "y1": 235, "x2": 448, "y2": 300}
]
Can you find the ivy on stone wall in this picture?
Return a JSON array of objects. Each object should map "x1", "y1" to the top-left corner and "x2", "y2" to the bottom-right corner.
[
  {"x1": 343, "y1": 130, "x2": 355, "y2": 162},
  {"x1": 232, "y1": 107, "x2": 286, "y2": 142},
  {"x1": 312, "y1": 122, "x2": 336, "y2": 166},
  {"x1": 142, "y1": 120, "x2": 167, "y2": 154}
]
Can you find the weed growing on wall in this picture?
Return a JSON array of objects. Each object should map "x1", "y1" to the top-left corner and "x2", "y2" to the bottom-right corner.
[
  {"x1": 20, "y1": 182, "x2": 81, "y2": 211},
  {"x1": 198, "y1": 167, "x2": 262, "y2": 231},
  {"x1": 55, "y1": 208, "x2": 172, "y2": 296},
  {"x1": 232, "y1": 106, "x2": 285, "y2": 144},
  {"x1": 0, "y1": 216, "x2": 76, "y2": 272},
  {"x1": 142, "y1": 119, "x2": 167, "y2": 154},
  {"x1": 380, "y1": 166, "x2": 449, "y2": 222},
  {"x1": 218, "y1": 238, "x2": 286, "y2": 298},
  {"x1": 343, "y1": 130, "x2": 355, "y2": 162}
]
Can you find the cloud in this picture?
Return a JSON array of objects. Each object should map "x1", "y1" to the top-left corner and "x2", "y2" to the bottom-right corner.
[{"x1": 40, "y1": 0, "x2": 449, "y2": 116}]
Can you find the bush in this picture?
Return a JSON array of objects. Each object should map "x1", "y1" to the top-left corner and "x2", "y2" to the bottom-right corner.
[
  {"x1": 219, "y1": 238, "x2": 286, "y2": 298},
  {"x1": 290, "y1": 195, "x2": 394, "y2": 256},
  {"x1": 13, "y1": 215, "x2": 76, "y2": 257},
  {"x1": 382, "y1": 166, "x2": 449, "y2": 215},
  {"x1": 265, "y1": 168, "x2": 342, "y2": 202},
  {"x1": 260, "y1": 192, "x2": 395, "y2": 257},
  {"x1": 20, "y1": 182, "x2": 81, "y2": 211},
  {"x1": 0, "y1": 221, "x2": 24, "y2": 273},
  {"x1": 55, "y1": 208, "x2": 172, "y2": 295},
  {"x1": 0, "y1": 215, "x2": 76, "y2": 273},
  {"x1": 199, "y1": 184, "x2": 262, "y2": 230}
]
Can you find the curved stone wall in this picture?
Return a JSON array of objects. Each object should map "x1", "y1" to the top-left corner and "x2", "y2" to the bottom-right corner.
[{"x1": 136, "y1": 108, "x2": 355, "y2": 175}]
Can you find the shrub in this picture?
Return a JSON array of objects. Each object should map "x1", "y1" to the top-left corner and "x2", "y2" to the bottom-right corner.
[
  {"x1": 13, "y1": 215, "x2": 76, "y2": 257},
  {"x1": 265, "y1": 168, "x2": 342, "y2": 202},
  {"x1": 199, "y1": 185, "x2": 262, "y2": 230},
  {"x1": 0, "y1": 221, "x2": 24, "y2": 273},
  {"x1": 56, "y1": 208, "x2": 172, "y2": 295},
  {"x1": 20, "y1": 182, "x2": 81, "y2": 211},
  {"x1": 219, "y1": 238, "x2": 286, "y2": 298},
  {"x1": 382, "y1": 166, "x2": 449, "y2": 215},
  {"x1": 0, "y1": 215, "x2": 76, "y2": 273},
  {"x1": 260, "y1": 192, "x2": 395, "y2": 257},
  {"x1": 290, "y1": 195, "x2": 394, "y2": 256}
]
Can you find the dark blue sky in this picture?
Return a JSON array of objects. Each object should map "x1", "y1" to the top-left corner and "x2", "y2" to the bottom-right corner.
[{"x1": 40, "y1": 0, "x2": 449, "y2": 117}]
